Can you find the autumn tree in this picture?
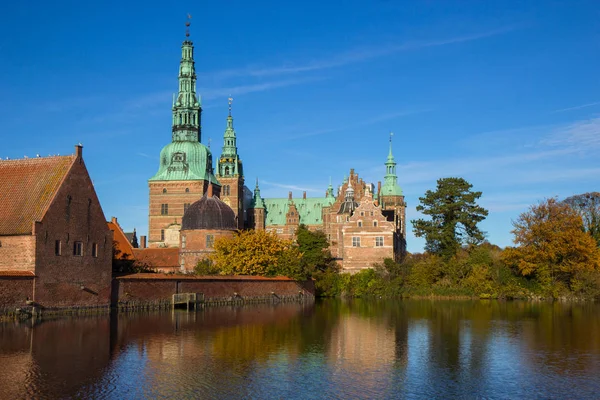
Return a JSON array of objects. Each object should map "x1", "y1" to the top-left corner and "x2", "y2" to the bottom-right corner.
[
  {"x1": 211, "y1": 230, "x2": 306, "y2": 279},
  {"x1": 412, "y1": 177, "x2": 489, "y2": 258},
  {"x1": 503, "y1": 198, "x2": 600, "y2": 291},
  {"x1": 563, "y1": 192, "x2": 600, "y2": 247}
]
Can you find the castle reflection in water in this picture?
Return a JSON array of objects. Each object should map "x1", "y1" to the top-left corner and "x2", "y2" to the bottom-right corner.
[{"x1": 1, "y1": 300, "x2": 599, "y2": 399}]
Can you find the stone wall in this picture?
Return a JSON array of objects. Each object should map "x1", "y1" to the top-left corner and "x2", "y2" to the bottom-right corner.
[{"x1": 115, "y1": 274, "x2": 315, "y2": 309}]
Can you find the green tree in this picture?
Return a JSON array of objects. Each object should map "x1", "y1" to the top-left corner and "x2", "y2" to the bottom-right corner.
[
  {"x1": 412, "y1": 177, "x2": 489, "y2": 258},
  {"x1": 295, "y1": 224, "x2": 338, "y2": 275},
  {"x1": 503, "y1": 198, "x2": 600, "y2": 294},
  {"x1": 563, "y1": 192, "x2": 600, "y2": 246}
]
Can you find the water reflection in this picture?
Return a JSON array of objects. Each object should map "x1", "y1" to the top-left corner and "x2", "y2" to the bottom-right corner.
[{"x1": 0, "y1": 300, "x2": 599, "y2": 399}]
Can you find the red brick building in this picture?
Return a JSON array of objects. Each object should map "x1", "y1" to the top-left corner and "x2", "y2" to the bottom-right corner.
[{"x1": 0, "y1": 145, "x2": 113, "y2": 309}]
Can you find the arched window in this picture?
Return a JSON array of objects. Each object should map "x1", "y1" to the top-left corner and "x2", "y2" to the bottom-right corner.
[
  {"x1": 373, "y1": 220, "x2": 378, "y2": 227},
  {"x1": 185, "y1": 188, "x2": 190, "y2": 193},
  {"x1": 358, "y1": 221, "x2": 362, "y2": 227},
  {"x1": 225, "y1": 166, "x2": 230, "y2": 176},
  {"x1": 162, "y1": 188, "x2": 167, "y2": 194}
]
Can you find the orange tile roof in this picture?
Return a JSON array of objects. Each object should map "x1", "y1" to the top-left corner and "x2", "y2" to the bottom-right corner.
[
  {"x1": 117, "y1": 272, "x2": 294, "y2": 281},
  {"x1": 0, "y1": 270, "x2": 35, "y2": 277},
  {"x1": 108, "y1": 220, "x2": 134, "y2": 259},
  {"x1": 132, "y1": 248, "x2": 180, "y2": 269},
  {"x1": 0, "y1": 155, "x2": 75, "y2": 235}
]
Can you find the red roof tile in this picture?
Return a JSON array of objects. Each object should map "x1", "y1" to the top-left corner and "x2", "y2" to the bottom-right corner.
[
  {"x1": 132, "y1": 248, "x2": 180, "y2": 268},
  {"x1": 0, "y1": 155, "x2": 75, "y2": 235},
  {"x1": 108, "y1": 220, "x2": 134, "y2": 259},
  {"x1": 117, "y1": 272, "x2": 294, "y2": 281},
  {"x1": 0, "y1": 270, "x2": 35, "y2": 277}
]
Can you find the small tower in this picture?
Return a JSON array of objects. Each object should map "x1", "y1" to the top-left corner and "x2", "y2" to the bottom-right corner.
[
  {"x1": 378, "y1": 132, "x2": 406, "y2": 257},
  {"x1": 249, "y1": 178, "x2": 265, "y2": 230},
  {"x1": 216, "y1": 97, "x2": 245, "y2": 228}
]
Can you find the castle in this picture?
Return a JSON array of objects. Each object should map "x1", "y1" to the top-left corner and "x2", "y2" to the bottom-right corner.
[{"x1": 147, "y1": 31, "x2": 407, "y2": 273}]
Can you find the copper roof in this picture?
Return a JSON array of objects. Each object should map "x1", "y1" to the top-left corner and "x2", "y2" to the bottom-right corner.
[
  {"x1": 132, "y1": 248, "x2": 180, "y2": 268},
  {"x1": 182, "y1": 195, "x2": 237, "y2": 231},
  {"x1": 0, "y1": 156, "x2": 75, "y2": 235}
]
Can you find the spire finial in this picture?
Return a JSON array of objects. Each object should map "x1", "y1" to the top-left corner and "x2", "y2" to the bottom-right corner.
[
  {"x1": 256, "y1": 177, "x2": 259, "y2": 188},
  {"x1": 185, "y1": 14, "x2": 192, "y2": 37},
  {"x1": 228, "y1": 95, "x2": 233, "y2": 117},
  {"x1": 208, "y1": 137, "x2": 211, "y2": 149}
]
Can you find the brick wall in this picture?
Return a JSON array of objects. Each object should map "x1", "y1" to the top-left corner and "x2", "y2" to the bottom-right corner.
[
  {"x1": 179, "y1": 228, "x2": 235, "y2": 272},
  {"x1": 115, "y1": 275, "x2": 315, "y2": 306},
  {"x1": 0, "y1": 235, "x2": 35, "y2": 271},
  {"x1": 0, "y1": 276, "x2": 33, "y2": 309},
  {"x1": 33, "y1": 156, "x2": 113, "y2": 308}
]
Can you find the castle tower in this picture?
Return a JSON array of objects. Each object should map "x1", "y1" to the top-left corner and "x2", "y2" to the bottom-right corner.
[
  {"x1": 378, "y1": 133, "x2": 406, "y2": 256},
  {"x1": 249, "y1": 178, "x2": 265, "y2": 230},
  {"x1": 216, "y1": 97, "x2": 245, "y2": 229},
  {"x1": 147, "y1": 20, "x2": 219, "y2": 248}
]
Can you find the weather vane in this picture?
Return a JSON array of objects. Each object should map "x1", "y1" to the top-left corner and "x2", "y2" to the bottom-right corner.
[
  {"x1": 389, "y1": 131, "x2": 394, "y2": 143},
  {"x1": 185, "y1": 14, "x2": 192, "y2": 37},
  {"x1": 228, "y1": 95, "x2": 233, "y2": 116},
  {"x1": 207, "y1": 137, "x2": 211, "y2": 149}
]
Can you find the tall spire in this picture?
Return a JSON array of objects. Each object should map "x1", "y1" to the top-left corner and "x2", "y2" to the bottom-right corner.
[
  {"x1": 221, "y1": 96, "x2": 238, "y2": 159},
  {"x1": 326, "y1": 176, "x2": 334, "y2": 198},
  {"x1": 171, "y1": 14, "x2": 202, "y2": 143},
  {"x1": 381, "y1": 132, "x2": 403, "y2": 196}
]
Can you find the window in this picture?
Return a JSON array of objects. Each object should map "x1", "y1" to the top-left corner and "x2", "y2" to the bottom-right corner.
[
  {"x1": 92, "y1": 243, "x2": 98, "y2": 258},
  {"x1": 161, "y1": 204, "x2": 168, "y2": 215},
  {"x1": 276, "y1": 228, "x2": 283, "y2": 234},
  {"x1": 184, "y1": 203, "x2": 191, "y2": 213},
  {"x1": 181, "y1": 235, "x2": 186, "y2": 249},
  {"x1": 373, "y1": 220, "x2": 378, "y2": 227},
  {"x1": 162, "y1": 188, "x2": 167, "y2": 194},
  {"x1": 358, "y1": 221, "x2": 362, "y2": 227},
  {"x1": 360, "y1": 211, "x2": 364, "y2": 216},
  {"x1": 73, "y1": 241, "x2": 83, "y2": 256},
  {"x1": 352, "y1": 237, "x2": 361, "y2": 247},
  {"x1": 206, "y1": 234, "x2": 214, "y2": 248},
  {"x1": 370, "y1": 211, "x2": 374, "y2": 216},
  {"x1": 185, "y1": 188, "x2": 190, "y2": 193},
  {"x1": 160, "y1": 229, "x2": 165, "y2": 242},
  {"x1": 376, "y1": 237, "x2": 384, "y2": 247},
  {"x1": 55, "y1": 240, "x2": 61, "y2": 256}
]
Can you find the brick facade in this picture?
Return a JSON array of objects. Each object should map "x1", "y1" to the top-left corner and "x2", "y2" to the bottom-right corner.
[
  {"x1": 0, "y1": 236, "x2": 36, "y2": 272},
  {"x1": 179, "y1": 228, "x2": 235, "y2": 272}
]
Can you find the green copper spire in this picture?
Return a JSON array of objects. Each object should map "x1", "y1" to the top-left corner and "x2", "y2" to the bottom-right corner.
[
  {"x1": 326, "y1": 177, "x2": 335, "y2": 198},
  {"x1": 217, "y1": 97, "x2": 243, "y2": 178},
  {"x1": 171, "y1": 22, "x2": 202, "y2": 143},
  {"x1": 149, "y1": 20, "x2": 218, "y2": 184},
  {"x1": 381, "y1": 132, "x2": 403, "y2": 196},
  {"x1": 252, "y1": 178, "x2": 265, "y2": 209}
]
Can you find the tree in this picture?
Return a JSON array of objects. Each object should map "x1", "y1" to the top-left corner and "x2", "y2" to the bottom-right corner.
[
  {"x1": 412, "y1": 177, "x2": 488, "y2": 258},
  {"x1": 563, "y1": 192, "x2": 600, "y2": 247},
  {"x1": 211, "y1": 230, "x2": 306, "y2": 279},
  {"x1": 295, "y1": 224, "x2": 338, "y2": 275},
  {"x1": 503, "y1": 198, "x2": 600, "y2": 290}
]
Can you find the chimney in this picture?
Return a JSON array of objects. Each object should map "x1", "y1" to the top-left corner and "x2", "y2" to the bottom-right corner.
[
  {"x1": 111, "y1": 216, "x2": 117, "y2": 224},
  {"x1": 377, "y1": 181, "x2": 381, "y2": 195},
  {"x1": 75, "y1": 144, "x2": 83, "y2": 159},
  {"x1": 288, "y1": 191, "x2": 292, "y2": 200},
  {"x1": 140, "y1": 235, "x2": 147, "y2": 249},
  {"x1": 303, "y1": 191, "x2": 306, "y2": 199},
  {"x1": 207, "y1": 182, "x2": 213, "y2": 197},
  {"x1": 350, "y1": 168, "x2": 355, "y2": 178}
]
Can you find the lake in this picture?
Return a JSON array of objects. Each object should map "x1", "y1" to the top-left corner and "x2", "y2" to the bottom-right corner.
[{"x1": 1, "y1": 300, "x2": 599, "y2": 399}]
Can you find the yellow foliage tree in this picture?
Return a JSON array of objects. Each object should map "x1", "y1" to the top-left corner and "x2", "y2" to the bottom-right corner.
[
  {"x1": 211, "y1": 230, "x2": 305, "y2": 278},
  {"x1": 503, "y1": 198, "x2": 600, "y2": 290}
]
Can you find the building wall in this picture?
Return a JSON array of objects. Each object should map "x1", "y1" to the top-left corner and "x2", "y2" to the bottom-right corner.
[
  {"x1": 0, "y1": 276, "x2": 33, "y2": 309},
  {"x1": 33, "y1": 156, "x2": 113, "y2": 308},
  {"x1": 179, "y1": 228, "x2": 235, "y2": 272},
  {"x1": 0, "y1": 236, "x2": 36, "y2": 272},
  {"x1": 148, "y1": 180, "x2": 220, "y2": 247},
  {"x1": 218, "y1": 176, "x2": 244, "y2": 229}
]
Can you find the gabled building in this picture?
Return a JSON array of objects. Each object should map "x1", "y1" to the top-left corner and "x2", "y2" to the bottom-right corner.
[{"x1": 0, "y1": 145, "x2": 113, "y2": 309}]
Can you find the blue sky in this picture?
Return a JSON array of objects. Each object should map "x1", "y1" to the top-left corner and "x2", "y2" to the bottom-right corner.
[{"x1": 1, "y1": 0, "x2": 599, "y2": 252}]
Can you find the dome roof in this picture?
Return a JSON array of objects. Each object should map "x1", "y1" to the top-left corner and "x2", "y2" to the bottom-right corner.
[
  {"x1": 149, "y1": 141, "x2": 219, "y2": 182},
  {"x1": 182, "y1": 195, "x2": 237, "y2": 231}
]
